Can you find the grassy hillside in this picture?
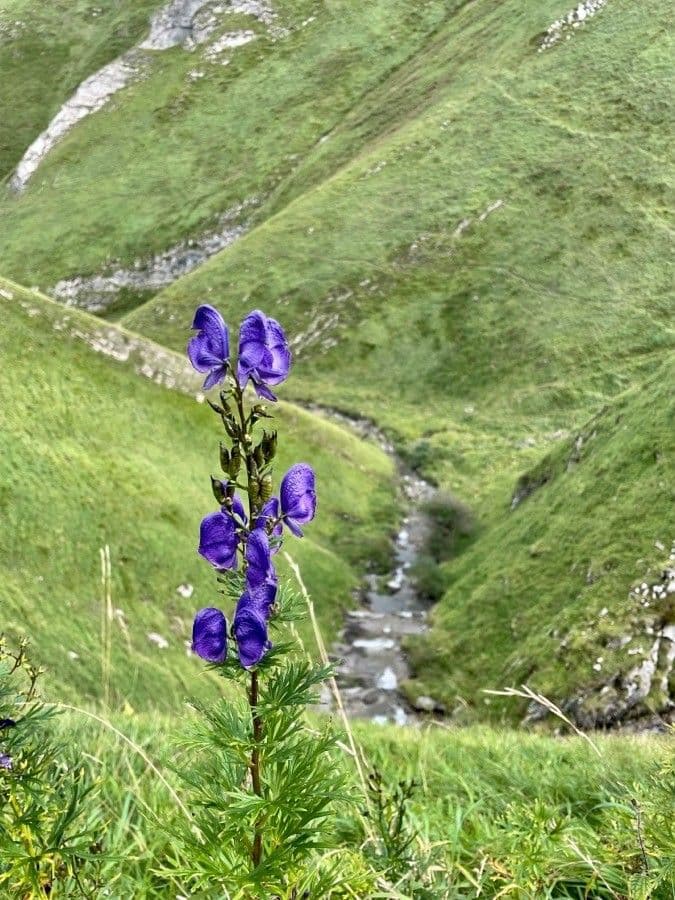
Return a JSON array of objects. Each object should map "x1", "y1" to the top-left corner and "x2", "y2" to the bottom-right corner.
[
  {"x1": 120, "y1": 0, "x2": 672, "y2": 505},
  {"x1": 0, "y1": 0, "x2": 457, "y2": 282},
  {"x1": 407, "y1": 359, "x2": 675, "y2": 724},
  {"x1": 0, "y1": 0, "x2": 672, "y2": 725},
  {"x1": 0, "y1": 277, "x2": 396, "y2": 711},
  {"x1": 0, "y1": 0, "x2": 165, "y2": 179}
]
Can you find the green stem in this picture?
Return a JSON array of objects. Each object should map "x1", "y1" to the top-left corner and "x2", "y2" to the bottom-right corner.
[
  {"x1": 232, "y1": 380, "x2": 265, "y2": 867},
  {"x1": 249, "y1": 669, "x2": 263, "y2": 867}
]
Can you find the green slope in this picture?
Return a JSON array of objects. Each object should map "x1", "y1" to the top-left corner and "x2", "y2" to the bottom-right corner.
[
  {"x1": 407, "y1": 358, "x2": 674, "y2": 724},
  {"x1": 0, "y1": 0, "x2": 165, "y2": 179},
  {"x1": 0, "y1": 278, "x2": 396, "y2": 711},
  {"x1": 121, "y1": 0, "x2": 673, "y2": 538},
  {"x1": 0, "y1": 0, "x2": 456, "y2": 282}
]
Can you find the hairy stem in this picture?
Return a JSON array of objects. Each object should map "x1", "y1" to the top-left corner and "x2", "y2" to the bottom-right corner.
[
  {"x1": 249, "y1": 669, "x2": 263, "y2": 867},
  {"x1": 232, "y1": 379, "x2": 265, "y2": 866}
]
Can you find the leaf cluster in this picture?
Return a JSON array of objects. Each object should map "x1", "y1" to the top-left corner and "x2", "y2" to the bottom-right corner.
[
  {"x1": 0, "y1": 637, "x2": 105, "y2": 898},
  {"x1": 165, "y1": 646, "x2": 375, "y2": 898}
]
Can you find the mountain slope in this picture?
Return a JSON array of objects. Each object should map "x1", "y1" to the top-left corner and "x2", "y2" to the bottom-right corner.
[
  {"x1": 123, "y1": 0, "x2": 673, "y2": 507},
  {"x1": 407, "y1": 358, "x2": 674, "y2": 725},
  {"x1": 0, "y1": 0, "x2": 165, "y2": 180},
  {"x1": 0, "y1": 277, "x2": 396, "y2": 710},
  {"x1": 0, "y1": 0, "x2": 456, "y2": 291}
]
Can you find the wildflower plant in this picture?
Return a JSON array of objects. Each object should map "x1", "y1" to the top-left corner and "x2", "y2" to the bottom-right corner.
[
  {"x1": 172, "y1": 306, "x2": 374, "y2": 897},
  {"x1": 0, "y1": 637, "x2": 103, "y2": 896}
]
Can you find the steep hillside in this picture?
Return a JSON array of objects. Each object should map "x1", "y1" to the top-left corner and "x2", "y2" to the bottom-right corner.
[
  {"x1": 0, "y1": 0, "x2": 165, "y2": 179},
  {"x1": 0, "y1": 0, "x2": 456, "y2": 302},
  {"x1": 120, "y1": 0, "x2": 672, "y2": 508},
  {"x1": 407, "y1": 359, "x2": 674, "y2": 726},
  {"x1": 0, "y1": 0, "x2": 672, "y2": 726},
  {"x1": 0, "y1": 277, "x2": 396, "y2": 710}
]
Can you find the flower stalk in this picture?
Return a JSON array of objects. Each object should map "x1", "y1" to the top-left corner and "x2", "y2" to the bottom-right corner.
[{"x1": 186, "y1": 305, "x2": 318, "y2": 873}]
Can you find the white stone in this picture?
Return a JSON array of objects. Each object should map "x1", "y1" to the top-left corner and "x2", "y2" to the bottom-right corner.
[{"x1": 414, "y1": 695, "x2": 436, "y2": 712}]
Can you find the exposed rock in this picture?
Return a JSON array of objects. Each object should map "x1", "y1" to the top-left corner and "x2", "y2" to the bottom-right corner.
[
  {"x1": 412, "y1": 695, "x2": 438, "y2": 713},
  {"x1": 140, "y1": 0, "x2": 213, "y2": 50},
  {"x1": 539, "y1": 0, "x2": 609, "y2": 52},
  {"x1": 510, "y1": 467, "x2": 552, "y2": 509},
  {"x1": 10, "y1": 0, "x2": 278, "y2": 191},
  {"x1": 10, "y1": 54, "x2": 141, "y2": 191},
  {"x1": 51, "y1": 199, "x2": 254, "y2": 312}
]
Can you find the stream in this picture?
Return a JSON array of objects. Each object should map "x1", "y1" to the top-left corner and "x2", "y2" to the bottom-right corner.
[{"x1": 306, "y1": 407, "x2": 438, "y2": 726}]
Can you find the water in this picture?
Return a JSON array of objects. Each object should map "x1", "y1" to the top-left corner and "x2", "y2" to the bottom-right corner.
[{"x1": 305, "y1": 406, "x2": 437, "y2": 726}]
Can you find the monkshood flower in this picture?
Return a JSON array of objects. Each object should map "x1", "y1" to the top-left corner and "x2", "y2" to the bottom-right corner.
[
  {"x1": 192, "y1": 607, "x2": 228, "y2": 663},
  {"x1": 0, "y1": 719, "x2": 16, "y2": 729},
  {"x1": 256, "y1": 498, "x2": 283, "y2": 550},
  {"x1": 199, "y1": 509, "x2": 239, "y2": 569},
  {"x1": 280, "y1": 463, "x2": 317, "y2": 537},
  {"x1": 188, "y1": 305, "x2": 230, "y2": 390},
  {"x1": 233, "y1": 602, "x2": 271, "y2": 669},
  {"x1": 245, "y1": 529, "x2": 276, "y2": 589},
  {"x1": 237, "y1": 310, "x2": 291, "y2": 401},
  {"x1": 0, "y1": 753, "x2": 12, "y2": 770}
]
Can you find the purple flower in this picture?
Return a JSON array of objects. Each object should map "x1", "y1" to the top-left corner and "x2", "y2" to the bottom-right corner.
[
  {"x1": 233, "y1": 602, "x2": 270, "y2": 668},
  {"x1": 188, "y1": 305, "x2": 230, "y2": 390},
  {"x1": 0, "y1": 719, "x2": 16, "y2": 729},
  {"x1": 237, "y1": 310, "x2": 291, "y2": 401},
  {"x1": 239, "y1": 579, "x2": 278, "y2": 622},
  {"x1": 245, "y1": 529, "x2": 276, "y2": 589},
  {"x1": 192, "y1": 607, "x2": 228, "y2": 663},
  {"x1": 198, "y1": 510, "x2": 239, "y2": 569},
  {"x1": 256, "y1": 497, "x2": 283, "y2": 551},
  {"x1": 280, "y1": 464, "x2": 317, "y2": 537},
  {"x1": 230, "y1": 494, "x2": 248, "y2": 524},
  {"x1": 0, "y1": 753, "x2": 12, "y2": 770}
]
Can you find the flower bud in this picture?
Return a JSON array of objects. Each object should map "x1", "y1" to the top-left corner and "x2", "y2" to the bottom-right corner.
[
  {"x1": 249, "y1": 480, "x2": 260, "y2": 504},
  {"x1": 222, "y1": 416, "x2": 238, "y2": 440},
  {"x1": 262, "y1": 430, "x2": 277, "y2": 462},
  {"x1": 260, "y1": 474, "x2": 273, "y2": 502},
  {"x1": 207, "y1": 399, "x2": 225, "y2": 416},
  {"x1": 219, "y1": 443, "x2": 230, "y2": 474},
  {"x1": 218, "y1": 390, "x2": 233, "y2": 413},
  {"x1": 253, "y1": 443, "x2": 265, "y2": 469},
  {"x1": 229, "y1": 444, "x2": 242, "y2": 477},
  {"x1": 211, "y1": 476, "x2": 227, "y2": 504}
]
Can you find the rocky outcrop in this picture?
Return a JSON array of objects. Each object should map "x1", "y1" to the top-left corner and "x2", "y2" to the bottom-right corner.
[
  {"x1": 9, "y1": 54, "x2": 141, "y2": 191},
  {"x1": 9, "y1": 0, "x2": 276, "y2": 191},
  {"x1": 52, "y1": 200, "x2": 255, "y2": 313},
  {"x1": 539, "y1": 1, "x2": 609, "y2": 51},
  {"x1": 562, "y1": 557, "x2": 675, "y2": 731}
]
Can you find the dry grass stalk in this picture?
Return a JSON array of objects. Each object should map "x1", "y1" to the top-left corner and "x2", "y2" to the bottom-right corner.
[
  {"x1": 283, "y1": 552, "x2": 375, "y2": 837},
  {"x1": 482, "y1": 684, "x2": 601, "y2": 757}
]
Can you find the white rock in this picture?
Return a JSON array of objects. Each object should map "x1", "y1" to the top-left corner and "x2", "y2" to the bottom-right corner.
[
  {"x1": 393, "y1": 706, "x2": 408, "y2": 726},
  {"x1": 413, "y1": 695, "x2": 436, "y2": 712}
]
